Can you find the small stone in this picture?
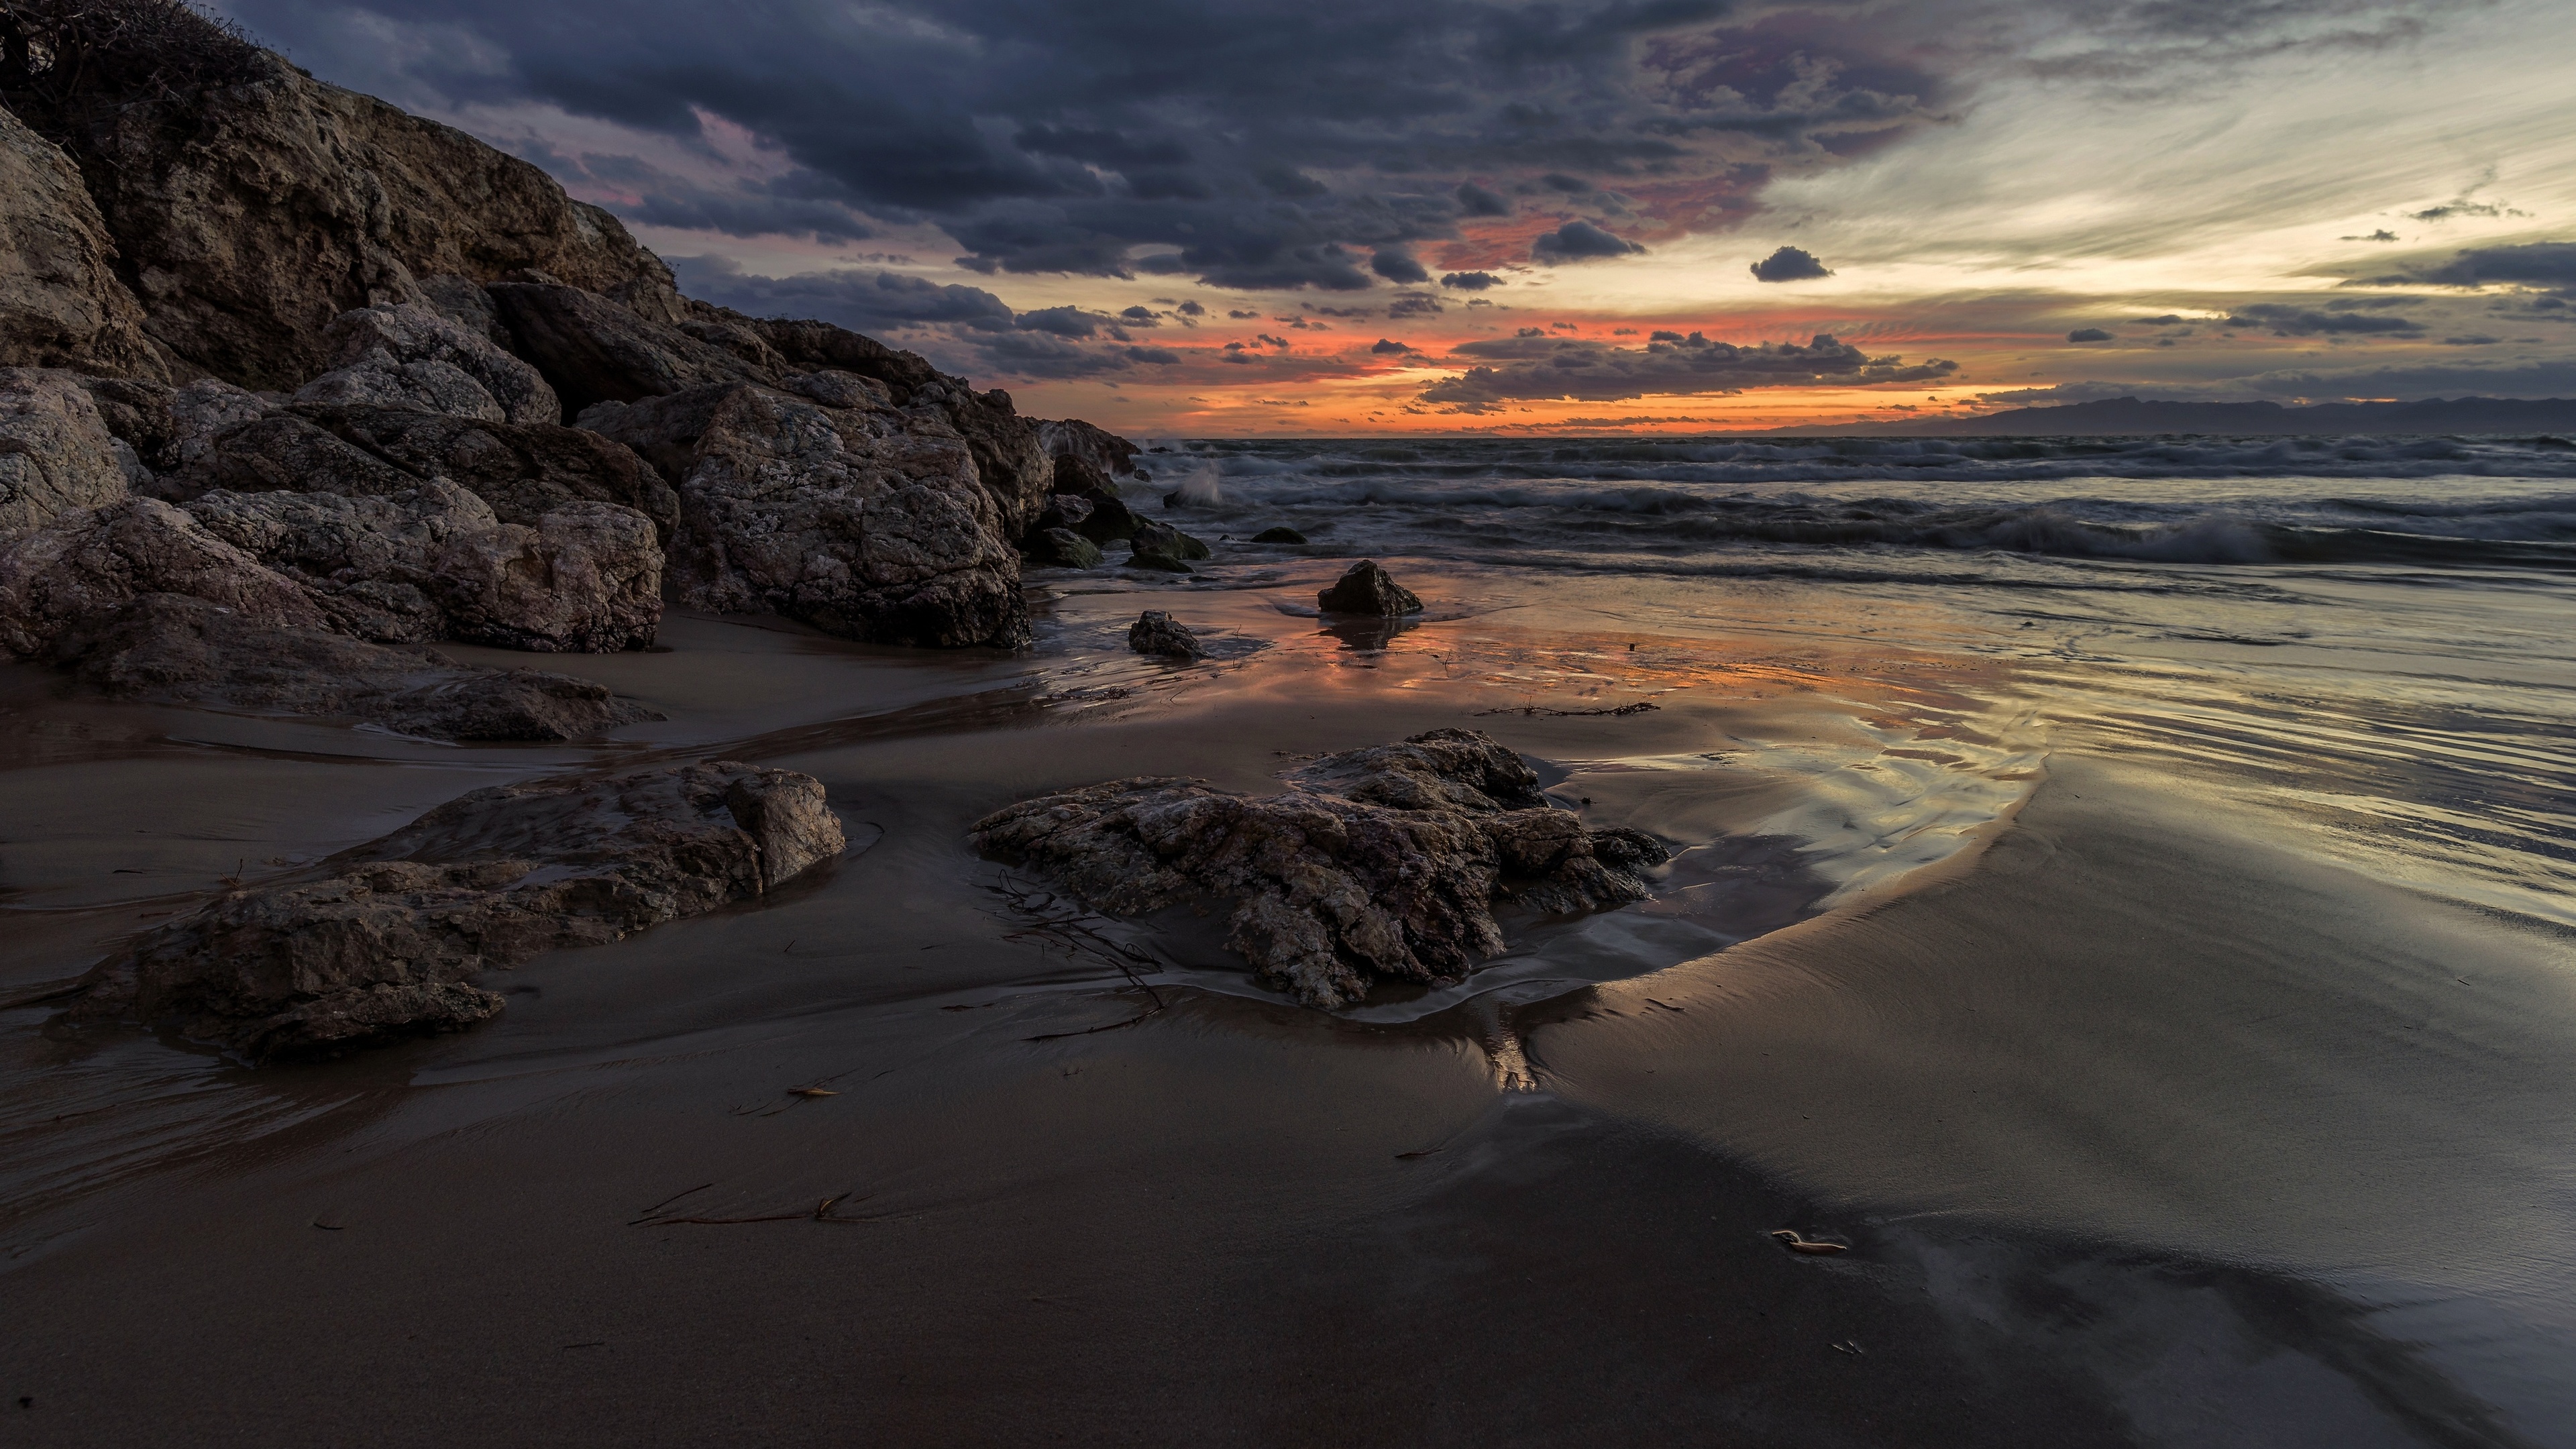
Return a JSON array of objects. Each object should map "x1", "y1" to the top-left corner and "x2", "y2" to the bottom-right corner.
[
  {"x1": 1252, "y1": 526, "x2": 1307, "y2": 545},
  {"x1": 1317, "y1": 559, "x2": 1421, "y2": 616},
  {"x1": 1128, "y1": 610, "x2": 1204, "y2": 659}
]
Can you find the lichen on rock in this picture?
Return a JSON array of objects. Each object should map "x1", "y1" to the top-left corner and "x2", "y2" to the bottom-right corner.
[{"x1": 970, "y1": 729, "x2": 1668, "y2": 1008}]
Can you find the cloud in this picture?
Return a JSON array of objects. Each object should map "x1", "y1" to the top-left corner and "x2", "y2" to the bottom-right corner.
[
  {"x1": 1387, "y1": 294, "x2": 1444, "y2": 319},
  {"x1": 1749, "y1": 246, "x2": 1832, "y2": 282},
  {"x1": 2065, "y1": 327, "x2": 2114, "y2": 343},
  {"x1": 2222, "y1": 303, "x2": 2424, "y2": 335},
  {"x1": 2230, "y1": 358, "x2": 2576, "y2": 400},
  {"x1": 1371, "y1": 338, "x2": 1419, "y2": 355},
  {"x1": 1371, "y1": 248, "x2": 1431, "y2": 284},
  {"x1": 1440, "y1": 271, "x2": 1503, "y2": 290},
  {"x1": 2341, "y1": 229, "x2": 2400, "y2": 242},
  {"x1": 2369, "y1": 241, "x2": 2576, "y2": 292},
  {"x1": 1532, "y1": 220, "x2": 1647, "y2": 263},
  {"x1": 233, "y1": 0, "x2": 1967, "y2": 294},
  {"x1": 1419, "y1": 331, "x2": 1956, "y2": 405}
]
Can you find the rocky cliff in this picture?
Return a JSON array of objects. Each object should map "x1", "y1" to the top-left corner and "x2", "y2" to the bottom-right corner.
[{"x1": 0, "y1": 0, "x2": 1130, "y2": 688}]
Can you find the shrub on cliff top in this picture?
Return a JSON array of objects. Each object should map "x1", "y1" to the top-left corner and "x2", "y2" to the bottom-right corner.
[{"x1": 0, "y1": 0, "x2": 265, "y2": 141}]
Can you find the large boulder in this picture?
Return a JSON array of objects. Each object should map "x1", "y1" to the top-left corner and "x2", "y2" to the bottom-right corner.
[
  {"x1": 56, "y1": 592, "x2": 658, "y2": 741},
  {"x1": 971, "y1": 729, "x2": 1668, "y2": 1008},
  {"x1": 585, "y1": 377, "x2": 1027, "y2": 647},
  {"x1": 182, "y1": 484, "x2": 661, "y2": 651},
  {"x1": 66, "y1": 759, "x2": 845, "y2": 1059},
  {"x1": 1, "y1": 22, "x2": 674, "y2": 388},
  {"x1": 0, "y1": 366, "x2": 131, "y2": 535},
  {"x1": 0, "y1": 101, "x2": 162, "y2": 378},
  {"x1": 291, "y1": 303, "x2": 559, "y2": 425},
  {"x1": 0, "y1": 494, "x2": 325, "y2": 657}
]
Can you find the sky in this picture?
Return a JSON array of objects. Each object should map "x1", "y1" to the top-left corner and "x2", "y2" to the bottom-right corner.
[{"x1": 219, "y1": 0, "x2": 2576, "y2": 434}]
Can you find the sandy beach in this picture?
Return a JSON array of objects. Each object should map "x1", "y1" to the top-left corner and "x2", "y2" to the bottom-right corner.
[{"x1": 7, "y1": 541, "x2": 2570, "y2": 1447}]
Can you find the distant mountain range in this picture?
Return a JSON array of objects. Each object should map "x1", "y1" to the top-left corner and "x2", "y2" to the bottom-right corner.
[{"x1": 1791, "y1": 396, "x2": 2576, "y2": 437}]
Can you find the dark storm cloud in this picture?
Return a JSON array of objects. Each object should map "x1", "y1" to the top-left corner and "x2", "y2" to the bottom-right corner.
[
  {"x1": 1371, "y1": 248, "x2": 1432, "y2": 284},
  {"x1": 2364, "y1": 241, "x2": 2576, "y2": 292},
  {"x1": 1749, "y1": 246, "x2": 1831, "y2": 281},
  {"x1": 1532, "y1": 220, "x2": 1648, "y2": 263},
  {"x1": 1440, "y1": 271, "x2": 1503, "y2": 290},
  {"x1": 1419, "y1": 331, "x2": 1956, "y2": 406},
  {"x1": 2222, "y1": 303, "x2": 2424, "y2": 336},
  {"x1": 225, "y1": 0, "x2": 1962, "y2": 292}
]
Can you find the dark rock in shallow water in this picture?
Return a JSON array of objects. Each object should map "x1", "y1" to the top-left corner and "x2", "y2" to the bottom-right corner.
[
  {"x1": 1028, "y1": 527, "x2": 1103, "y2": 570},
  {"x1": 971, "y1": 729, "x2": 1667, "y2": 1008},
  {"x1": 68, "y1": 759, "x2": 843, "y2": 1059},
  {"x1": 1128, "y1": 520, "x2": 1211, "y2": 565},
  {"x1": 1125, "y1": 550, "x2": 1191, "y2": 574},
  {"x1": 1074, "y1": 493, "x2": 1142, "y2": 545},
  {"x1": 1127, "y1": 610, "x2": 1203, "y2": 659},
  {"x1": 1252, "y1": 526, "x2": 1308, "y2": 545},
  {"x1": 1318, "y1": 559, "x2": 1421, "y2": 616},
  {"x1": 54, "y1": 594, "x2": 658, "y2": 741}
]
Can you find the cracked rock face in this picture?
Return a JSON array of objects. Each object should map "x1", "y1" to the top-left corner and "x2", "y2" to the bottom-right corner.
[
  {"x1": 0, "y1": 366, "x2": 131, "y2": 535},
  {"x1": 587, "y1": 377, "x2": 1028, "y2": 647},
  {"x1": 69, "y1": 761, "x2": 845, "y2": 1059},
  {"x1": 291, "y1": 303, "x2": 561, "y2": 426},
  {"x1": 970, "y1": 729, "x2": 1669, "y2": 1008},
  {"x1": 0, "y1": 106, "x2": 164, "y2": 380}
]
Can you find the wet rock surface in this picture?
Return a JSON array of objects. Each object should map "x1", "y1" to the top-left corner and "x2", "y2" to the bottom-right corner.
[
  {"x1": 68, "y1": 760, "x2": 844, "y2": 1058},
  {"x1": 1128, "y1": 519, "x2": 1211, "y2": 566},
  {"x1": 1318, "y1": 558, "x2": 1423, "y2": 616},
  {"x1": 1252, "y1": 526, "x2": 1309, "y2": 545},
  {"x1": 1127, "y1": 609, "x2": 1204, "y2": 659},
  {"x1": 971, "y1": 729, "x2": 1668, "y2": 1008},
  {"x1": 1038, "y1": 418, "x2": 1140, "y2": 482}
]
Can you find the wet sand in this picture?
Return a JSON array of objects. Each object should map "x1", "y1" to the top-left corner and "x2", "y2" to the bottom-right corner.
[{"x1": 3, "y1": 560, "x2": 2570, "y2": 1446}]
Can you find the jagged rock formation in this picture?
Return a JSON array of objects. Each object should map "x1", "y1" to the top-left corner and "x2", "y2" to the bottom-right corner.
[
  {"x1": 1, "y1": 7, "x2": 674, "y2": 388},
  {"x1": 0, "y1": 105, "x2": 164, "y2": 378},
  {"x1": 0, "y1": 366, "x2": 132, "y2": 533},
  {"x1": 67, "y1": 761, "x2": 844, "y2": 1058},
  {"x1": 971, "y1": 729, "x2": 1669, "y2": 1008},
  {"x1": 0, "y1": 2, "x2": 1134, "y2": 663}
]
